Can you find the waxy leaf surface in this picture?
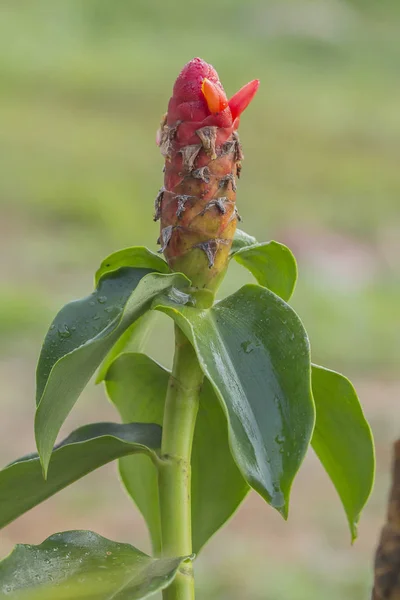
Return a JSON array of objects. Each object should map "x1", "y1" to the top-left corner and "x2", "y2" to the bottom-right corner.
[
  {"x1": 95, "y1": 246, "x2": 170, "y2": 285},
  {"x1": 105, "y1": 353, "x2": 248, "y2": 555},
  {"x1": 233, "y1": 242, "x2": 297, "y2": 301},
  {"x1": 0, "y1": 422, "x2": 161, "y2": 530},
  {"x1": 36, "y1": 266, "x2": 188, "y2": 475},
  {"x1": 96, "y1": 312, "x2": 155, "y2": 383},
  {"x1": 156, "y1": 284, "x2": 315, "y2": 516},
  {"x1": 311, "y1": 364, "x2": 375, "y2": 540},
  {"x1": 0, "y1": 530, "x2": 189, "y2": 599}
]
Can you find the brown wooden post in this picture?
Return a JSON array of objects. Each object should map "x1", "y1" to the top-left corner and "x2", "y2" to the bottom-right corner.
[{"x1": 372, "y1": 439, "x2": 400, "y2": 599}]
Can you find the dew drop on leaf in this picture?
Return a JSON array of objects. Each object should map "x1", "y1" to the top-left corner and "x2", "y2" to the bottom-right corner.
[{"x1": 57, "y1": 325, "x2": 71, "y2": 339}]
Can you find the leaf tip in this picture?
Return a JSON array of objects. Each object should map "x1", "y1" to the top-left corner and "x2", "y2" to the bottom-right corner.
[
  {"x1": 270, "y1": 487, "x2": 289, "y2": 520},
  {"x1": 350, "y1": 520, "x2": 358, "y2": 544},
  {"x1": 34, "y1": 422, "x2": 50, "y2": 480},
  {"x1": 40, "y1": 457, "x2": 49, "y2": 481},
  {"x1": 277, "y1": 502, "x2": 289, "y2": 521}
]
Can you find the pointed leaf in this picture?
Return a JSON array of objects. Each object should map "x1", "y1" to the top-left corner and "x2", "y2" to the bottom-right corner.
[
  {"x1": 36, "y1": 268, "x2": 188, "y2": 475},
  {"x1": 156, "y1": 284, "x2": 315, "y2": 517},
  {"x1": 232, "y1": 241, "x2": 298, "y2": 301},
  {"x1": 0, "y1": 422, "x2": 161, "y2": 530},
  {"x1": 105, "y1": 353, "x2": 249, "y2": 555},
  {"x1": 95, "y1": 246, "x2": 170, "y2": 285},
  {"x1": 0, "y1": 530, "x2": 190, "y2": 599},
  {"x1": 311, "y1": 364, "x2": 375, "y2": 540}
]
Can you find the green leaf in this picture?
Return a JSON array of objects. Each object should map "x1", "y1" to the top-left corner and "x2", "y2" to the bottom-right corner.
[
  {"x1": 94, "y1": 247, "x2": 168, "y2": 383},
  {"x1": 311, "y1": 365, "x2": 375, "y2": 541},
  {"x1": 156, "y1": 284, "x2": 315, "y2": 517},
  {"x1": 232, "y1": 242, "x2": 298, "y2": 301},
  {"x1": 105, "y1": 353, "x2": 249, "y2": 555},
  {"x1": 231, "y1": 228, "x2": 257, "y2": 253},
  {"x1": 0, "y1": 530, "x2": 190, "y2": 599},
  {"x1": 95, "y1": 246, "x2": 170, "y2": 285},
  {"x1": 0, "y1": 422, "x2": 161, "y2": 530},
  {"x1": 36, "y1": 267, "x2": 189, "y2": 476},
  {"x1": 95, "y1": 312, "x2": 155, "y2": 383}
]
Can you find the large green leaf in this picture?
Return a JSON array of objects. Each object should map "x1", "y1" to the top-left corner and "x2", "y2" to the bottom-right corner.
[
  {"x1": 36, "y1": 267, "x2": 188, "y2": 475},
  {"x1": 0, "y1": 531, "x2": 190, "y2": 599},
  {"x1": 105, "y1": 353, "x2": 249, "y2": 555},
  {"x1": 155, "y1": 284, "x2": 315, "y2": 517},
  {"x1": 311, "y1": 365, "x2": 375, "y2": 541},
  {"x1": 232, "y1": 242, "x2": 298, "y2": 301},
  {"x1": 0, "y1": 422, "x2": 161, "y2": 530}
]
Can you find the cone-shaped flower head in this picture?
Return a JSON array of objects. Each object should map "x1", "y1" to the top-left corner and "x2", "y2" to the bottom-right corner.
[{"x1": 155, "y1": 57, "x2": 259, "y2": 291}]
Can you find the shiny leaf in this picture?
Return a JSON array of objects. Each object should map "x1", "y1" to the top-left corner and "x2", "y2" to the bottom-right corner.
[
  {"x1": 105, "y1": 353, "x2": 249, "y2": 555},
  {"x1": 311, "y1": 364, "x2": 375, "y2": 540},
  {"x1": 232, "y1": 241, "x2": 298, "y2": 301},
  {"x1": 0, "y1": 422, "x2": 161, "y2": 530},
  {"x1": 156, "y1": 284, "x2": 315, "y2": 517},
  {"x1": 36, "y1": 267, "x2": 188, "y2": 475},
  {"x1": 0, "y1": 530, "x2": 189, "y2": 599},
  {"x1": 95, "y1": 246, "x2": 169, "y2": 285},
  {"x1": 95, "y1": 312, "x2": 155, "y2": 383}
]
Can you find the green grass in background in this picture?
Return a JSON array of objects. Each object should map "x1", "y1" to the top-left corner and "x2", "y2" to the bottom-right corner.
[{"x1": 1, "y1": 0, "x2": 399, "y2": 372}]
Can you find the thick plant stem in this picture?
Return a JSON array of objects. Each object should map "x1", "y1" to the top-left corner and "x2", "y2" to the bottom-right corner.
[{"x1": 159, "y1": 324, "x2": 204, "y2": 600}]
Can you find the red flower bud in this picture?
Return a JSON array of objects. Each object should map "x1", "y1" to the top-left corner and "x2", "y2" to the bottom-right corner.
[{"x1": 155, "y1": 58, "x2": 259, "y2": 291}]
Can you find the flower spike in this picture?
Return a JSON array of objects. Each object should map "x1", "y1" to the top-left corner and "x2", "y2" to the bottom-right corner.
[
  {"x1": 156, "y1": 58, "x2": 259, "y2": 291},
  {"x1": 228, "y1": 79, "x2": 260, "y2": 121}
]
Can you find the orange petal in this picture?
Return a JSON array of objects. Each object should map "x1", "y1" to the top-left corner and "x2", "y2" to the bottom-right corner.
[
  {"x1": 228, "y1": 79, "x2": 260, "y2": 121},
  {"x1": 202, "y1": 78, "x2": 229, "y2": 114}
]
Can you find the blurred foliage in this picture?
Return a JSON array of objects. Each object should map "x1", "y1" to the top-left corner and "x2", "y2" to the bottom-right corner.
[
  {"x1": 1, "y1": 0, "x2": 399, "y2": 371},
  {"x1": 1, "y1": 0, "x2": 399, "y2": 373}
]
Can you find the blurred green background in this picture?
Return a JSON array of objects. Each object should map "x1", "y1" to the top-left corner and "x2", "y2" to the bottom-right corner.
[{"x1": 0, "y1": 0, "x2": 399, "y2": 598}]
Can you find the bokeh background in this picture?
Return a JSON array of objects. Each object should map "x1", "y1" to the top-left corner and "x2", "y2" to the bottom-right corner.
[{"x1": 1, "y1": 0, "x2": 399, "y2": 598}]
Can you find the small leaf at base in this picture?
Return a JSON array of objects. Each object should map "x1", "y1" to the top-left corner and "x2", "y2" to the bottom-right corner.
[{"x1": 0, "y1": 530, "x2": 190, "y2": 599}]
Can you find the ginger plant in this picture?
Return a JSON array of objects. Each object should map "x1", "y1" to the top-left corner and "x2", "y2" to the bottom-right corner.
[{"x1": 0, "y1": 58, "x2": 375, "y2": 600}]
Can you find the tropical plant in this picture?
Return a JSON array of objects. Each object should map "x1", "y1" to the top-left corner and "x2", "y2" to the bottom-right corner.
[{"x1": 0, "y1": 58, "x2": 375, "y2": 600}]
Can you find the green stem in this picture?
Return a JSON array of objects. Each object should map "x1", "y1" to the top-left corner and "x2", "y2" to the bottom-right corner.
[{"x1": 158, "y1": 325, "x2": 204, "y2": 600}]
